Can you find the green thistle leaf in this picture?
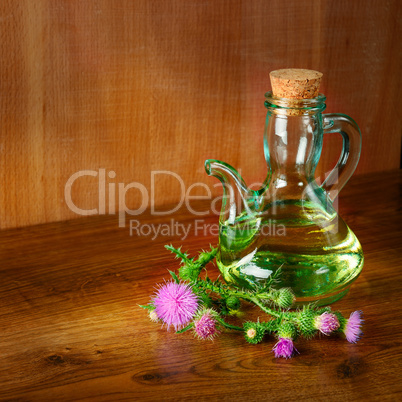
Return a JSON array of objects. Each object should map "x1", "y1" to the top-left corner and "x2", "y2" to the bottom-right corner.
[
  {"x1": 195, "y1": 246, "x2": 218, "y2": 268},
  {"x1": 176, "y1": 323, "x2": 194, "y2": 334},
  {"x1": 168, "y1": 270, "x2": 180, "y2": 284},
  {"x1": 139, "y1": 304, "x2": 155, "y2": 310},
  {"x1": 165, "y1": 244, "x2": 193, "y2": 265}
]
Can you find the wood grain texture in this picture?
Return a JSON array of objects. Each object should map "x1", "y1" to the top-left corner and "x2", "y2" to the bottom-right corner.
[
  {"x1": 0, "y1": 0, "x2": 401, "y2": 228},
  {"x1": 0, "y1": 170, "x2": 401, "y2": 401}
]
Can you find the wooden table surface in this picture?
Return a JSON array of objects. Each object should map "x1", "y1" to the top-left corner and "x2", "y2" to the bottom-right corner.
[{"x1": 1, "y1": 170, "x2": 401, "y2": 401}]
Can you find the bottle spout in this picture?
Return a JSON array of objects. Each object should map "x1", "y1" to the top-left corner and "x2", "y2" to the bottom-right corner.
[{"x1": 205, "y1": 159, "x2": 256, "y2": 222}]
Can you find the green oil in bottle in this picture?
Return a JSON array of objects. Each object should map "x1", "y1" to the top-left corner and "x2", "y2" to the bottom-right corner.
[{"x1": 217, "y1": 200, "x2": 364, "y2": 305}]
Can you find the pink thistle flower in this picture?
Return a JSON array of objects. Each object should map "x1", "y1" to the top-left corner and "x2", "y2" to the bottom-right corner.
[
  {"x1": 273, "y1": 337, "x2": 296, "y2": 359},
  {"x1": 153, "y1": 281, "x2": 198, "y2": 330},
  {"x1": 344, "y1": 310, "x2": 363, "y2": 343},
  {"x1": 194, "y1": 310, "x2": 219, "y2": 340},
  {"x1": 314, "y1": 312, "x2": 340, "y2": 335}
]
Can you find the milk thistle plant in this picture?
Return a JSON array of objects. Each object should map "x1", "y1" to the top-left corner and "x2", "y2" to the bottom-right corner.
[{"x1": 141, "y1": 245, "x2": 364, "y2": 359}]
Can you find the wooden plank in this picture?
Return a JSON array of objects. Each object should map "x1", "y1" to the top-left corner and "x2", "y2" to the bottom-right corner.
[
  {"x1": 0, "y1": 0, "x2": 400, "y2": 228},
  {"x1": 0, "y1": 170, "x2": 401, "y2": 400}
]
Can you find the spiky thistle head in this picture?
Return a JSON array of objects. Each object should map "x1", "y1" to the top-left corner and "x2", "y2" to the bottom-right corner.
[
  {"x1": 178, "y1": 262, "x2": 201, "y2": 281},
  {"x1": 298, "y1": 307, "x2": 318, "y2": 338},
  {"x1": 193, "y1": 308, "x2": 220, "y2": 340},
  {"x1": 273, "y1": 288, "x2": 295, "y2": 308},
  {"x1": 225, "y1": 295, "x2": 241, "y2": 311},
  {"x1": 314, "y1": 312, "x2": 340, "y2": 335},
  {"x1": 272, "y1": 337, "x2": 297, "y2": 359},
  {"x1": 343, "y1": 311, "x2": 364, "y2": 343},
  {"x1": 244, "y1": 321, "x2": 265, "y2": 344},
  {"x1": 277, "y1": 322, "x2": 298, "y2": 340},
  {"x1": 273, "y1": 321, "x2": 298, "y2": 359},
  {"x1": 153, "y1": 281, "x2": 199, "y2": 330}
]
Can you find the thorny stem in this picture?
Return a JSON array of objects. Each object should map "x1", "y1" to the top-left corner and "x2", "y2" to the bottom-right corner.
[
  {"x1": 249, "y1": 297, "x2": 282, "y2": 319},
  {"x1": 216, "y1": 317, "x2": 243, "y2": 332},
  {"x1": 193, "y1": 279, "x2": 284, "y2": 319}
]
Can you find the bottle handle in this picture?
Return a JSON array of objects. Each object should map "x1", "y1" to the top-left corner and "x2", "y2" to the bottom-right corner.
[{"x1": 321, "y1": 113, "x2": 362, "y2": 201}]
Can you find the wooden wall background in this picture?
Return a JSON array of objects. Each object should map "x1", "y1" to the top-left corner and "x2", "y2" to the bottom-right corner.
[{"x1": 0, "y1": 0, "x2": 400, "y2": 229}]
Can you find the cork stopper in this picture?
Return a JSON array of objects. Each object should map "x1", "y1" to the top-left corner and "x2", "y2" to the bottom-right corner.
[{"x1": 269, "y1": 68, "x2": 323, "y2": 99}]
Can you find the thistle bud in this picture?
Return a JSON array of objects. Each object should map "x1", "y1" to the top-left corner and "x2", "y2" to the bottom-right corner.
[
  {"x1": 225, "y1": 295, "x2": 241, "y2": 311},
  {"x1": 244, "y1": 321, "x2": 265, "y2": 344},
  {"x1": 314, "y1": 312, "x2": 340, "y2": 335},
  {"x1": 298, "y1": 309, "x2": 318, "y2": 338},
  {"x1": 273, "y1": 323, "x2": 298, "y2": 359},
  {"x1": 273, "y1": 288, "x2": 295, "y2": 308},
  {"x1": 178, "y1": 263, "x2": 200, "y2": 281},
  {"x1": 277, "y1": 322, "x2": 298, "y2": 340},
  {"x1": 193, "y1": 308, "x2": 220, "y2": 340},
  {"x1": 342, "y1": 311, "x2": 363, "y2": 343},
  {"x1": 273, "y1": 337, "x2": 296, "y2": 359}
]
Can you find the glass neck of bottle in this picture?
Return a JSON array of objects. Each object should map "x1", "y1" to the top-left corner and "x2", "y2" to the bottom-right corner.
[{"x1": 264, "y1": 92, "x2": 326, "y2": 183}]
